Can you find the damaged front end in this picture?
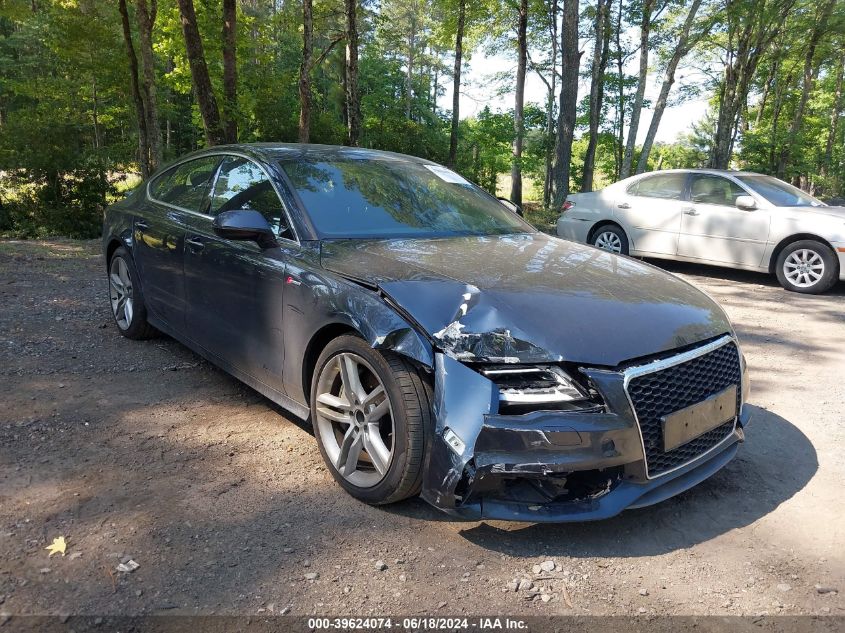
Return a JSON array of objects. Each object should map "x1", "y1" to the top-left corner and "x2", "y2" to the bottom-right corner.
[{"x1": 419, "y1": 344, "x2": 750, "y2": 522}]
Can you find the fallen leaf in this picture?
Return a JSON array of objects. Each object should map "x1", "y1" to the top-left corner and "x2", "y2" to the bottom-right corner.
[{"x1": 45, "y1": 536, "x2": 67, "y2": 557}]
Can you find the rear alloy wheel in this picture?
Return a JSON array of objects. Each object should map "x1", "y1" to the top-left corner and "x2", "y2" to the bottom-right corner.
[
  {"x1": 775, "y1": 240, "x2": 838, "y2": 294},
  {"x1": 591, "y1": 225, "x2": 629, "y2": 255},
  {"x1": 311, "y1": 335, "x2": 431, "y2": 505},
  {"x1": 108, "y1": 247, "x2": 158, "y2": 339}
]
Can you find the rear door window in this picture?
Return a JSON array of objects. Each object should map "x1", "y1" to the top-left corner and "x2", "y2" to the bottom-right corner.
[
  {"x1": 628, "y1": 173, "x2": 687, "y2": 200},
  {"x1": 149, "y1": 156, "x2": 221, "y2": 213}
]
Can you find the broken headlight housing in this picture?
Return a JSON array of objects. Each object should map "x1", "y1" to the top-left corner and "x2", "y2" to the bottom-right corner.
[{"x1": 480, "y1": 365, "x2": 601, "y2": 412}]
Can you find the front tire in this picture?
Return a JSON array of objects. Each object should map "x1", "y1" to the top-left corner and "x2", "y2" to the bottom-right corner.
[
  {"x1": 775, "y1": 240, "x2": 838, "y2": 294},
  {"x1": 590, "y1": 224, "x2": 629, "y2": 255},
  {"x1": 108, "y1": 247, "x2": 158, "y2": 339},
  {"x1": 310, "y1": 335, "x2": 431, "y2": 505}
]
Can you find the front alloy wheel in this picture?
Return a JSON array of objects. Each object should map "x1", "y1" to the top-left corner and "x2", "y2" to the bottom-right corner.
[
  {"x1": 775, "y1": 240, "x2": 838, "y2": 294},
  {"x1": 311, "y1": 335, "x2": 431, "y2": 505}
]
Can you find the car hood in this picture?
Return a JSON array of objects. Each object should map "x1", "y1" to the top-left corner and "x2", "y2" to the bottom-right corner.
[
  {"x1": 320, "y1": 233, "x2": 734, "y2": 366},
  {"x1": 784, "y1": 205, "x2": 845, "y2": 221}
]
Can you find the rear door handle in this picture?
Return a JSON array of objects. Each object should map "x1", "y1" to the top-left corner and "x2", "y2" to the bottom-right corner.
[
  {"x1": 186, "y1": 236, "x2": 205, "y2": 251},
  {"x1": 617, "y1": 202, "x2": 631, "y2": 209},
  {"x1": 683, "y1": 208, "x2": 699, "y2": 216}
]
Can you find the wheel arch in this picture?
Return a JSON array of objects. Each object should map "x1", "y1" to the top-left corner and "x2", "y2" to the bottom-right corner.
[
  {"x1": 301, "y1": 319, "x2": 433, "y2": 405},
  {"x1": 768, "y1": 233, "x2": 838, "y2": 274}
]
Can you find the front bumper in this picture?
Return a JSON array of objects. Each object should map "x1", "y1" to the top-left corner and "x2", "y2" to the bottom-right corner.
[
  {"x1": 833, "y1": 241, "x2": 845, "y2": 281},
  {"x1": 420, "y1": 350, "x2": 750, "y2": 522}
]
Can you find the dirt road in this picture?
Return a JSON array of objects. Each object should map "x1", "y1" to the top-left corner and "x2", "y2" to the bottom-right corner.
[{"x1": 0, "y1": 239, "x2": 843, "y2": 617}]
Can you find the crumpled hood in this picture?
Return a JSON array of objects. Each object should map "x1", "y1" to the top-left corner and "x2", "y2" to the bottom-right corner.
[{"x1": 320, "y1": 233, "x2": 734, "y2": 366}]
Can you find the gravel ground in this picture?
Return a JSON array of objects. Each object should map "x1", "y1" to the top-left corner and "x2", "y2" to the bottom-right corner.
[{"x1": 0, "y1": 238, "x2": 843, "y2": 618}]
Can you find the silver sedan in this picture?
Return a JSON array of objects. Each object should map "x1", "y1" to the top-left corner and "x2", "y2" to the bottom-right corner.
[{"x1": 556, "y1": 169, "x2": 845, "y2": 294}]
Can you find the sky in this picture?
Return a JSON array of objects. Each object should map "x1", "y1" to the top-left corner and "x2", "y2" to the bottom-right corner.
[{"x1": 440, "y1": 50, "x2": 711, "y2": 144}]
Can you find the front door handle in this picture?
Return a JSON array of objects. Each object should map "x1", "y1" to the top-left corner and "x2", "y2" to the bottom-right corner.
[
  {"x1": 683, "y1": 208, "x2": 699, "y2": 216},
  {"x1": 186, "y1": 236, "x2": 205, "y2": 251},
  {"x1": 617, "y1": 202, "x2": 631, "y2": 209},
  {"x1": 135, "y1": 220, "x2": 149, "y2": 231}
]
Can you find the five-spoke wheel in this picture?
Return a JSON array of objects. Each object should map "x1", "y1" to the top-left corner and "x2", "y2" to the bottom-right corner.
[
  {"x1": 311, "y1": 335, "x2": 431, "y2": 505},
  {"x1": 107, "y1": 246, "x2": 157, "y2": 339}
]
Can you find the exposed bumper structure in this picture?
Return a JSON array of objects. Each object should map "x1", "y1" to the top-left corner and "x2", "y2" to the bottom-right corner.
[{"x1": 420, "y1": 340, "x2": 750, "y2": 522}]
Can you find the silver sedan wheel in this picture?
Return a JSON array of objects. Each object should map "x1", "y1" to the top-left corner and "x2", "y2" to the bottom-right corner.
[
  {"x1": 783, "y1": 249, "x2": 825, "y2": 288},
  {"x1": 314, "y1": 352, "x2": 394, "y2": 488},
  {"x1": 109, "y1": 257, "x2": 134, "y2": 330},
  {"x1": 594, "y1": 230, "x2": 623, "y2": 253}
]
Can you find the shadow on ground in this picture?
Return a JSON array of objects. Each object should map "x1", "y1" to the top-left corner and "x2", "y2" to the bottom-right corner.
[{"x1": 388, "y1": 404, "x2": 817, "y2": 557}]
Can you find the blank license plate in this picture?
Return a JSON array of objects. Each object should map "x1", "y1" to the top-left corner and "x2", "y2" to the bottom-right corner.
[{"x1": 661, "y1": 385, "x2": 737, "y2": 452}]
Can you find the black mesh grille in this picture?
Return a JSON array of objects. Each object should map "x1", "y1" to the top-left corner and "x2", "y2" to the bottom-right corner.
[{"x1": 626, "y1": 341, "x2": 741, "y2": 477}]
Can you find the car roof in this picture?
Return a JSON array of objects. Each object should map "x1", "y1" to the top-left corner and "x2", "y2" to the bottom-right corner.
[
  {"x1": 630, "y1": 168, "x2": 765, "y2": 178},
  {"x1": 192, "y1": 142, "x2": 434, "y2": 165}
]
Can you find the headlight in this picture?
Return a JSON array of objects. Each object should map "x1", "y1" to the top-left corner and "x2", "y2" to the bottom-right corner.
[{"x1": 480, "y1": 365, "x2": 589, "y2": 405}]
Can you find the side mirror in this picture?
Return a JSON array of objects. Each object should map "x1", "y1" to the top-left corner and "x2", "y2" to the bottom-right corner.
[
  {"x1": 735, "y1": 195, "x2": 757, "y2": 211},
  {"x1": 213, "y1": 209, "x2": 278, "y2": 248},
  {"x1": 498, "y1": 197, "x2": 523, "y2": 217}
]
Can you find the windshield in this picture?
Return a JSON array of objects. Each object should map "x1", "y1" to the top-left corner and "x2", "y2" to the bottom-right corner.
[
  {"x1": 280, "y1": 158, "x2": 533, "y2": 239},
  {"x1": 736, "y1": 174, "x2": 826, "y2": 208}
]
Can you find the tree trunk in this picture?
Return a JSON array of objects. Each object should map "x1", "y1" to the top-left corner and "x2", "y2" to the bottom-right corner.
[
  {"x1": 777, "y1": 0, "x2": 835, "y2": 179},
  {"x1": 549, "y1": 0, "x2": 579, "y2": 208},
  {"x1": 822, "y1": 52, "x2": 844, "y2": 179},
  {"x1": 222, "y1": 0, "x2": 238, "y2": 143},
  {"x1": 176, "y1": 0, "x2": 224, "y2": 146},
  {"x1": 136, "y1": 0, "x2": 161, "y2": 170},
  {"x1": 344, "y1": 0, "x2": 361, "y2": 146},
  {"x1": 581, "y1": 0, "x2": 610, "y2": 191},
  {"x1": 509, "y1": 0, "x2": 528, "y2": 206},
  {"x1": 620, "y1": 0, "x2": 653, "y2": 179},
  {"x1": 542, "y1": 0, "x2": 558, "y2": 209},
  {"x1": 447, "y1": 0, "x2": 466, "y2": 167},
  {"x1": 614, "y1": 0, "x2": 624, "y2": 179},
  {"x1": 635, "y1": 0, "x2": 703, "y2": 174},
  {"x1": 405, "y1": 9, "x2": 417, "y2": 120},
  {"x1": 298, "y1": 0, "x2": 313, "y2": 143},
  {"x1": 118, "y1": 0, "x2": 151, "y2": 177}
]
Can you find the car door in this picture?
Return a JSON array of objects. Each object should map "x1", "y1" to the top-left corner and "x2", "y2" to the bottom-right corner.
[
  {"x1": 677, "y1": 174, "x2": 771, "y2": 266},
  {"x1": 182, "y1": 154, "x2": 296, "y2": 391},
  {"x1": 613, "y1": 172, "x2": 687, "y2": 256},
  {"x1": 133, "y1": 156, "x2": 221, "y2": 331}
]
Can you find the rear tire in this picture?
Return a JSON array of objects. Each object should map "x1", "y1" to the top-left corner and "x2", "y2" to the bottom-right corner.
[
  {"x1": 310, "y1": 335, "x2": 432, "y2": 505},
  {"x1": 590, "y1": 224, "x2": 629, "y2": 255},
  {"x1": 775, "y1": 240, "x2": 838, "y2": 294},
  {"x1": 108, "y1": 247, "x2": 158, "y2": 339}
]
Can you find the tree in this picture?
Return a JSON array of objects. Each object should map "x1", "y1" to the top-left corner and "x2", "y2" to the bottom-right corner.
[
  {"x1": 636, "y1": 0, "x2": 707, "y2": 173},
  {"x1": 299, "y1": 0, "x2": 314, "y2": 143},
  {"x1": 344, "y1": 0, "x2": 361, "y2": 146},
  {"x1": 118, "y1": 0, "x2": 151, "y2": 176},
  {"x1": 176, "y1": 0, "x2": 224, "y2": 146},
  {"x1": 447, "y1": 0, "x2": 466, "y2": 166},
  {"x1": 549, "y1": 0, "x2": 579, "y2": 207},
  {"x1": 135, "y1": 0, "x2": 161, "y2": 170},
  {"x1": 222, "y1": 0, "x2": 237, "y2": 143},
  {"x1": 776, "y1": 0, "x2": 836, "y2": 179},
  {"x1": 620, "y1": 0, "x2": 656, "y2": 179},
  {"x1": 582, "y1": 0, "x2": 612, "y2": 191},
  {"x1": 509, "y1": 0, "x2": 528, "y2": 206},
  {"x1": 708, "y1": 0, "x2": 796, "y2": 169}
]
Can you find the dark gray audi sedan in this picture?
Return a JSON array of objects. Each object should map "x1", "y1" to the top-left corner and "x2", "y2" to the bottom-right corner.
[{"x1": 103, "y1": 143, "x2": 751, "y2": 521}]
